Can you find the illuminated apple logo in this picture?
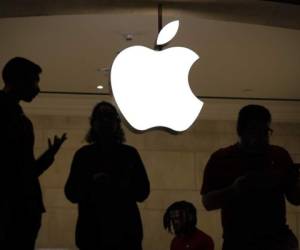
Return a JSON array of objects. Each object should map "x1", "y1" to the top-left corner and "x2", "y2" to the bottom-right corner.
[{"x1": 111, "y1": 20, "x2": 203, "y2": 132}]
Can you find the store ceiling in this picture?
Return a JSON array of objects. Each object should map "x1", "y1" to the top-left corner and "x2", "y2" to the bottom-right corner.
[{"x1": 0, "y1": 0, "x2": 300, "y2": 100}]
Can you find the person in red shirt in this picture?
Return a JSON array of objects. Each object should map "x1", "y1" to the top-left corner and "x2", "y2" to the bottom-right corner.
[
  {"x1": 201, "y1": 105, "x2": 300, "y2": 250},
  {"x1": 164, "y1": 201, "x2": 214, "y2": 250}
]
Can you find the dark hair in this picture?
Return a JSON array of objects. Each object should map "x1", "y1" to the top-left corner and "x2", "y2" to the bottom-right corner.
[
  {"x1": 85, "y1": 101, "x2": 125, "y2": 144},
  {"x1": 163, "y1": 200, "x2": 197, "y2": 234},
  {"x1": 2, "y1": 57, "x2": 42, "y2": 86},
  {"x1": 237, "y1": 105, "x2": 271, "y2": 136}
]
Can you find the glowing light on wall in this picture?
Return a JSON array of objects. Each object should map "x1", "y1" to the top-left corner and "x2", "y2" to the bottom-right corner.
[{"x1": 111, "y1": 20, "x2": 203, "y2": 132}]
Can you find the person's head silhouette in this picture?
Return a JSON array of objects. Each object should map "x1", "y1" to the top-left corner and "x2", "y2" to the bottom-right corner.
[
  {"x1": 164, "y1": 201, "x2": 197, "y2": 236},
  {"x1": 2, "y1": 57, "x2": 42, "y2": 102},
  {"x1": 86, "y1": 101, "x2": 125, "y2": 144},
  {"x1": 237, "y1": 104, "x2": 272, "y2": 153}
]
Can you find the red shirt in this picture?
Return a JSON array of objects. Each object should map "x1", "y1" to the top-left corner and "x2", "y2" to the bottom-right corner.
[
  {"x1": 171, "y1": 228, "x2": 214, "y2": 250},
  {"x1": 201, "y1": 143, "x2": 295, "y2": 240}
]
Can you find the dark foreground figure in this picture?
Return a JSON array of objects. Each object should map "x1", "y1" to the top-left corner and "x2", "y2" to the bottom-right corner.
[
  {"x1": 201, "y1": 105, "x2": 300, "y2": 250},
  {"x1": 65, "y1": 101, "x2": 150, "y2": 250},
  {"x1": 0, "y1": 57, "x2": 66, "y2": 249}
]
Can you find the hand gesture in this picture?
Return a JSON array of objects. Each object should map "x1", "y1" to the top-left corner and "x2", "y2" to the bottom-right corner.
[
  {"x1": 287, "y1": 163, "x2": 300, "y2": 186},
  {"x1": 232, "y1": 175, "x2": 251, "y2": 196},
  {"x1": 93, "y1": 172, "x2": 110, "y2": 184},
  {"x1": 47, "y1": 133, "x2": 67, "y2": 156},
  {"x1": 233, "y1": 170, "x2": 281, "y2": 195}
]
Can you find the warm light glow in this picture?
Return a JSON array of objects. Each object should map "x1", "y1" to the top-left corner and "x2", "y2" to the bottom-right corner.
[
  {"x1": 97, "y1": 85, "x2": 104, "y2": 89},
  {"x1": 110, "y1": 20, "x2": 203, "y2": 132}
]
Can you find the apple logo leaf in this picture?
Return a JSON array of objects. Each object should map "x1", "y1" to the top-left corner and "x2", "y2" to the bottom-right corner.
[{"x1": 156, "y1": 20, "x2": 179, "y2": 46}]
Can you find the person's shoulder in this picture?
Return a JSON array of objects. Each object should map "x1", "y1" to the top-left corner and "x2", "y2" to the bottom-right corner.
[
  {"x1": 210, "y1": 144, "x2": 239, "y2": 159},
  {"x1": 196, "y1": 228, "x2": 212, "y2": 238},
  {"x1": 269, "y1": 144, "x2": 289, "y2": 153},
  {"x1": 0, "y1": 91, "x2": 9, "y2": 110},
  {"x1": 0, "y1": 91, "x2": 5, "y2": 101},
  {"x1": 74, "y1": 144, "x2": 94, "y2": 155},
  {"x1": 170, "y1": 235, "x2": 179, "y2": 249},
  {"x1": 269, "y1": 144, "x2": 291, "y2": 158},
  {"x1": 119, "y1": 143, "x2": 139, "y2": 154},
  {"x1": 195, "y1": 229, "x2": 214, "y2": 245}
]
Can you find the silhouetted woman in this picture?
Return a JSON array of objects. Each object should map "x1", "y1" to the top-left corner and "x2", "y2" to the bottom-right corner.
[{"x1": 65, "y1": 101, "x2": 150, "y2": 250}]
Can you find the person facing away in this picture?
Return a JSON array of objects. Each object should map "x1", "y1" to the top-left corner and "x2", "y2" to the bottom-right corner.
[
  {"x1": 201, "y1": 104, "x2": 300, "y2": 250},
  {"x1": 0, "y1": 57, "x2": 67, "y2": 249},
  {"x1": 64, "y1": 101, "x2": 150, "y2": 250},
  {"x1": 164, "y1": 201, "x2": 214, "y2": 250}
]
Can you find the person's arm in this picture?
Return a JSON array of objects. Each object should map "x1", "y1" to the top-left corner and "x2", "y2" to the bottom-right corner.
[
  {"x1": 127, "y1": 147, "x2": 150, "y2": 202},
  {"x1": 170, "y1": 237, "x2": 176, "y2": 250},
  {"x1": 0, "y1": 110, "x2": 23, "y2": 198},
  {"x1": 285, "y1": 163, "x2": 300, "y2": 205},
  {"x1": 202, "y1": 183, "x2": 239, "y2": 211},
  {"x1": 286, "y1": 180, "x2": 300, "y2": 205},
  {"x1": 204, "y1": 235, "x2": 215, "y2": 250},
  {"x1": 201, "y1": 152, "x2": 241, "y2": 211},
  {"x1": 65, "y1": 150, "x2": 90, "y2": 203},
  {"x1": 202, "y1": 166, "x2": 288, "y2": 210},
  {"x1": 34, "y1": 149, "x2": 55, "y2": 176},
  {"x1": 0, "y1": 109, "x2": 25, "y2": 240}
]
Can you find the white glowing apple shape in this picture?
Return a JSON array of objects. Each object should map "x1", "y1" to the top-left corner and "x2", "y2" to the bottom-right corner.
[{"x1": 111, "y1": 20, "x2": 203, "y2": 132}]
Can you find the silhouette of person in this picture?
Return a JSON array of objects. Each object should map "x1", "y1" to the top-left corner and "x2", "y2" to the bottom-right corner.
[
  {"x1": 0, "y1": 57, "x2": 67, "y2": 249},
  {"x1": 201, "y1": 105, "x2": 300, "y2": 250},
  {"x1": 164, "y1": 201, "x2": 214, "y2": 250},
  {"x1": 65, "y1": 101, "x2": 150, "y2": 250}
]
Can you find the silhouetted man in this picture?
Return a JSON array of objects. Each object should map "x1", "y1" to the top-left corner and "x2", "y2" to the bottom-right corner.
[
  {"x1": 164, "y1": 201, "x2": 214, "y2": 250},
  {"x1": 201, "y1": 105, "x2": 300, "y2": 250},
  {"x1": 0, "y1": 57, "x2": 67, "y2": 249}
]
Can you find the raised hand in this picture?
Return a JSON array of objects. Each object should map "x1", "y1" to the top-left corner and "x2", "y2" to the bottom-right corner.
[{"x1": 47, "y1": 133, "x2": 67, "y2": 156}]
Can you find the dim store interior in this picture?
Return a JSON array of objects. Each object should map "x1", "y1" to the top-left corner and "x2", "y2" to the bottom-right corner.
[{"x1": 0, "y1": 1, "x2": 300, "y2": 249}]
